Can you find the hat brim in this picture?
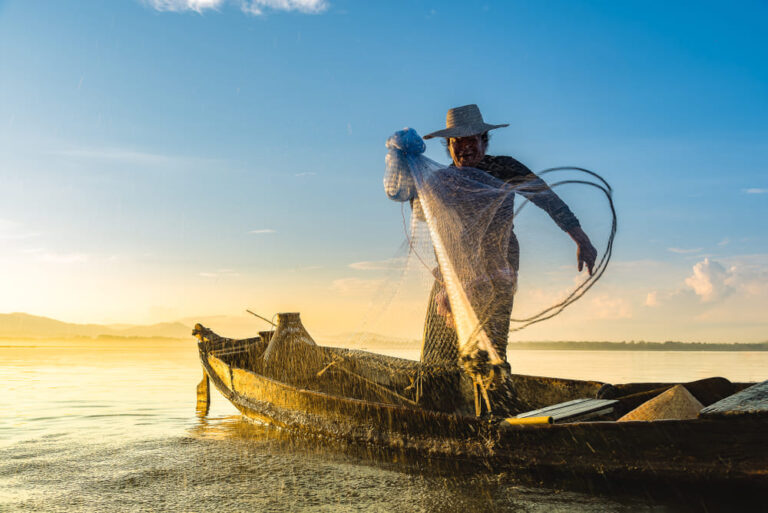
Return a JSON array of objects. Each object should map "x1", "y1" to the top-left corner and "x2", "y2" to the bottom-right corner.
[{"x1": 423, "y1": 123, "x2": 509, "y2": 140}]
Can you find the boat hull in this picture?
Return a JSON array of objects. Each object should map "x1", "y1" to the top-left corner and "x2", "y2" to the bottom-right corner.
[{"x1": 198, "y1": 346, "x2": 768, "y2": 491}]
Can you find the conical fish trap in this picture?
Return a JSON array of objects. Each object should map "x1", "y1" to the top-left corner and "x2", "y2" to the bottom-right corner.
[
  {"x1": 618, "y1": 384, "x2": 704, "y2": 422},
  {"x1": 262, "y1": 312, "x2": 323, "y2": 382}
]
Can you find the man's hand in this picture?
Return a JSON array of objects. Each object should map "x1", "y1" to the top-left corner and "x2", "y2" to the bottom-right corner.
[
  {"x1": 434, "y1": 288, "x2": 454, "y2": 327},
  {"x1": 568, "y1": 226, "x2": 597, "y2": 275}
]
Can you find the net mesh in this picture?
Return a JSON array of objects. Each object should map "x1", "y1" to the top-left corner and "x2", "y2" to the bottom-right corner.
[
  {"x1": 199, "y1": 130, "x2": 615, "y2": 418},
  {"x1": 373, "y1": 127, "x2": 616, "y2": 414}
]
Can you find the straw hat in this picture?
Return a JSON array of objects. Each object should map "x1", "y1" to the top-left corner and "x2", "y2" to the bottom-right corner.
[{"x1": 423, "y1": 104, "x2": 509, "y2": 140}]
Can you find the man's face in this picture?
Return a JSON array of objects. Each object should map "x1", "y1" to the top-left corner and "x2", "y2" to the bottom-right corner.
[{"x1": 448, "y1": 134, "x2": 487, "y2": 168}]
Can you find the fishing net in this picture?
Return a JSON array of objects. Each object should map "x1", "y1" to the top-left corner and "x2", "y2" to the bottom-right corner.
[
  {"x1": 207, "y1": 127, "x2": 614, "y2": 417},
  {"x1": 370, "y1": 127, "x2": 616, "y2": 414},
  {"x1": 200, "y1": 127, "x2": 615, "y2": 418}
]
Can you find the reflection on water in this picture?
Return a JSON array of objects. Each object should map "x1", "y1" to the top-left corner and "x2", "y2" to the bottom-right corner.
[
  {"x1": 1, "y1": 339, "x2": 766, "y2": 512},
  {"x1": 385, "y1": 348, "x2": 768, "y2": 384}
]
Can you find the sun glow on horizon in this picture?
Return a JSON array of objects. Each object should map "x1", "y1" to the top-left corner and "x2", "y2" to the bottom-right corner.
[{"x1": 1, "y1": 1, "x2": 767, "y2": 343}]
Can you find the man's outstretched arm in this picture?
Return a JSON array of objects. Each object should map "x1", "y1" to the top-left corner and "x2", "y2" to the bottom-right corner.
[
  {"x1": 486, "y1": 156, "x2": 597, "y2": 275},
  {"x1": 520, "y1": 176, "x2": 598, "y2": 275}
]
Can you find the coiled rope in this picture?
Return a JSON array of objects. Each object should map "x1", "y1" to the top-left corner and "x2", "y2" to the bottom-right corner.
[{"x1": 402, "y1": 165, "x2": 617, "y2": 335}]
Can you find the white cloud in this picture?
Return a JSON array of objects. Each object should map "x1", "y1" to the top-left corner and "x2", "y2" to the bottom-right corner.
[
  {"x1": 199, "y1": 269, "x2": 240, "y2": 278},
  {"x1": 37, "y1": 252, "x2": 90, "y2": 264},
  {"x1": 684, "y1": 258, "x2": 732, "y2": 302},
  {"x1": 349, "y1": 258, "x2": 405, "y2": 271},
  {"x1": 57, "y1": 148, "x2": 172, "y2": 164},
  {"x1": 66, "y1": 148, "x2": 171, "y2": 162},
  {"x1": 295, "y1": 171, "x2": 317, "y2": 177},
  {"x1": 644, "y1": 256, "x2": 768, "y2": 307},
  {"x1": 743, "y1": 188, "x2": 768, "y2": 194},
  {"x1": 293, "y1": 265, "x2": 323, "y2": 271},
  {"x1": 589, "y1": 295, "x2": 632, "y2": 319},
  {"x1": 142, "y1": 0, "x2": 328, "y2": 15},
  {"x1": 248, "y1": 229, "x2": 276, "y2": 234},
  {"x1": 143, "y1": 0, "x2": 224, "y2": 12},
  {"x1": 723, "y1": 258, "x2": 768, "y2": 297},
  {"x1": 50, "y1": 146, "x2": 224, "y2": 168},
  {"x1": 240, "y1": 0, "x2": 328, "y2": 15},
  {"x1": 0, "y1": 219, "x2": 39, "y2": 241},
  {"x1": 330, "y1": 277, "x2": 384, "y2": 295},
  {"x1": 668, "y1": 247, "x2": 702, "y2": 254},
  {"x1": 609, "y1": 259, "x2": 666, "y2": 270}
]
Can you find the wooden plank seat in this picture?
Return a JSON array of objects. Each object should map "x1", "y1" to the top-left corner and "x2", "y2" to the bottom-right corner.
[
  {"x1": 514, "y1": 398, "x2": 619, "y2": 423},
  {"x1": 699, "y1": 379, "x2": 768, "y2": 418}
]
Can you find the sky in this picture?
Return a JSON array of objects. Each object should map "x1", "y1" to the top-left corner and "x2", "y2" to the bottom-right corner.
[{"x1": 1, "y1": 0, "x2": 767, "y2": 342}]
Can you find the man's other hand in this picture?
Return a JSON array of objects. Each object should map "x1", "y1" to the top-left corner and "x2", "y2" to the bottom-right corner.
[
  {"x1": 568, "y1": 226, "x2": 597, "y2": 275},
  {"x1": 434, "y1": 288, "x2": 454, "y2": 327}
]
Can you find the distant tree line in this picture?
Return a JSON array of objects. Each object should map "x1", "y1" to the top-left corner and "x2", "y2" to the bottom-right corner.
[{"x1": 507, "y1": 340, "x2": 768, "y2": 351}]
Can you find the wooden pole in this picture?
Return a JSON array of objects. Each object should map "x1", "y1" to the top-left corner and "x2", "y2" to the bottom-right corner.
[
  {"x1": 246, "y1": 309, "x2": 277, "y2": 327},
  {"x1": 196, "y1": 370, "x2": 210, "y2": 417}
]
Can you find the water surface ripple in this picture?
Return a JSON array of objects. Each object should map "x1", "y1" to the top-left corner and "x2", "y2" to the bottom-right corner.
[{"x1": 2, "y1": 340, "x2": 766, "y2": 512}]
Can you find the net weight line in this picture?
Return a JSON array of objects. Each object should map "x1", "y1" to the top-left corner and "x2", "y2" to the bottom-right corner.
[
  {"x1": 507, "y1": 168, "x2": 616, "y2": 332},
  {"x1": 402, "y1": 166, "x2": 617, "y2": 336}
]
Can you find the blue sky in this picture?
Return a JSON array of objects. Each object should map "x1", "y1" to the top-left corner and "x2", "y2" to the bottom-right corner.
[{"x1": 1, "y1": 0, "x2": 767, "y2": 341}]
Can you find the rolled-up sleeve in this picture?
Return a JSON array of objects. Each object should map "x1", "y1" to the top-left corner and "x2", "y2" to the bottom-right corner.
[
  {"x1": 517, "y1": 174, "x2": 581, "y2": 232},
  {"x1": 486, "y1": 156, "x2": 580, "y2": 233}
]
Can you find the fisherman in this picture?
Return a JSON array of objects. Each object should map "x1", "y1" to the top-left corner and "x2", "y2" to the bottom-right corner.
[
  {"x1": 419, "y1": 104, "x2": 597, "y2": 370},
  {"x1": 385, "y1": 104, "x2": 597, "y2": 414}
]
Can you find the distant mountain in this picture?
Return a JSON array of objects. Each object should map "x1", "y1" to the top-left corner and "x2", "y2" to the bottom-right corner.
[
  {"x1": 0, "y1": 312, "x2": 192, "y2": 340},
  {"x1": 111, "y1": 322, "x2": 193, "y2": 339},
  {"x1": 2, "y1": 312, "x2": 765, "y2": 349},
  {"x1": 316, "y1": 331, "x2": 420, "y2": 349}
]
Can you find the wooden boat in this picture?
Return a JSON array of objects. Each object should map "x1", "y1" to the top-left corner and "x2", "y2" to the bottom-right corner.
[{"x1": 193, "y1": 312, "x2": 767, "y2": 493}]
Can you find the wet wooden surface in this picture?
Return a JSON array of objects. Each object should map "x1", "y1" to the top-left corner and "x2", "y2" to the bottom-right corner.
[
  {"x1": 194, "y1": 322, "x2": 768, "y2": 490},
  {"x1": 516, "y1": 398, "x2": 618, "y2": 423},
  {"x1": 700, "y1": 380, "x2": 768, "y2": 418}
]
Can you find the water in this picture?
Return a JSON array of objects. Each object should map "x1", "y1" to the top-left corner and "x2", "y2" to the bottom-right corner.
[
  {"x1": 383, "y1": 348, "x2": 768, "y2": 384},
  {"x1": 2, "y1": 339, "x2": 766, "y2": 512}
]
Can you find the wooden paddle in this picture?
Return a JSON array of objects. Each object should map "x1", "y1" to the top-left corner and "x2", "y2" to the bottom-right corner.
[{"x1": 196, "y1": 370, "x2": 210, "y2": 417}]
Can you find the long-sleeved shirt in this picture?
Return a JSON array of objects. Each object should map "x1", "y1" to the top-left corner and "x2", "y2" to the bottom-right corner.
[
  {"x1": 384, "y1": 151, "x2": 581, "y2": 271},
  {"x1": 474, "y1": 154, "x2": 580, "y2": 233}
]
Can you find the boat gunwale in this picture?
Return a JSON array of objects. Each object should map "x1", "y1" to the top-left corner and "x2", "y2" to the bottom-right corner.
[
  {"x1": 196, "y1": 340, "x2": 768, "y2": 488},
  {"x1": 198, "y1": 344, "x2": 765, "y2": 436},
  {"x1": 198, "y1": 341, "x2": 762, "y2": 432}
]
